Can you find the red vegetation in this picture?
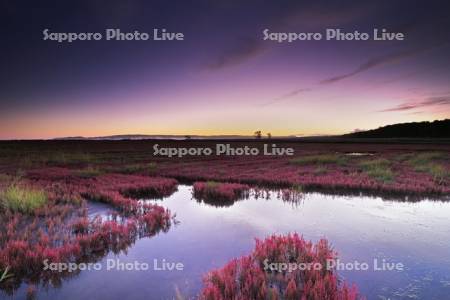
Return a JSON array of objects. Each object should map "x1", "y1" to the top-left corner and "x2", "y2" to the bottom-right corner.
[
  {"x1": 79, "y1": 174, "x2": 177, "y2": 215},
  {"x1": 2, "y1": 141, "x2": 449, "y2": 197},
  {"x1": 193, "y1": 181, "x2": 250, "y2": 203},
  {"x1": 159, "y1": 153, "x2": 449, "y2": 197},
  {"x1": 200, "y1": 233, "x2": 362, "y2": 300},
  {"x1": 0, "y1": 140, "x2": 448, "y2": 296},
  {"x1": 0, "y1": 170, "x2": 178, "y2": 293}
]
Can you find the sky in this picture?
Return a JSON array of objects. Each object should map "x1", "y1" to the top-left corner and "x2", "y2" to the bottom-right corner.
[{"x1": 1, "y1": 0, "x2": 450, "y2": 139}]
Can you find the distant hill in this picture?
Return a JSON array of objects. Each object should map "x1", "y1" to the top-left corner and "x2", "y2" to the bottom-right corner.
[
  {"x1": 51, "y1": 119, "x2": 449, "y2": 141},
  {"x1": 54, "y1": 134, "x2": 253, "y2": 140},
  {"x1": 343, "y1": 119, "x2": 450, "y2": 138}
]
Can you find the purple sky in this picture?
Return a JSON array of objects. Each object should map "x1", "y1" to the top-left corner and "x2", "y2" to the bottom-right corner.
[{"x1": 1, "y1": 0, "x2": 449, "y2": 139}]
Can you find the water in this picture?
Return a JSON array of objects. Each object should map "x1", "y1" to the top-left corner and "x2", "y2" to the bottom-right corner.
[{"x1": 4, "y1": 185, "x2": 450, "y2": 299}]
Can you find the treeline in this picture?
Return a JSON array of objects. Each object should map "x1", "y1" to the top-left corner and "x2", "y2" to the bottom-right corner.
[{"x1": 343, "y1": 119, "x2": 450, "y2": 138}]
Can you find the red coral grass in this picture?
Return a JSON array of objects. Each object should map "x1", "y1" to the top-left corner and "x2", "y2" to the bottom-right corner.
[
  {"x1": 157, "y1": 149, "x2": 449, "y2": 197},
  {"x1": 193, "y1": 181, "x2": 250, "y2": 204},
  {"x1": 200, "y1": 233, "x2": 363, "y2": 300},
  {"x1": 0, "y1": 173, "x2": 177, "y2": 292}
]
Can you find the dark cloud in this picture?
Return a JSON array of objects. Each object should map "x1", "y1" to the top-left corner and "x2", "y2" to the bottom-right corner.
[{"x1": 378, "y1": 96, "x2": 450, "y2": 112}]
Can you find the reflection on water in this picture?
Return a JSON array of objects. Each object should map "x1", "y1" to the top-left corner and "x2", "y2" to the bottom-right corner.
[
  {"x1": 87, "y1": 201, "x2": 114, "y2": 219},
  {"x1": 345, "y1": 152, "x2": 375, "y2": 156},
  {"x1": 5, "y1": 185, "x2": 450, "y2": 300}
]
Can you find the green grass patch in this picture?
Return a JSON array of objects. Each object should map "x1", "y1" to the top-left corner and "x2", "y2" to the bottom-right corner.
[
  {"x1": 0, "y1": 185, "x2": 47, "y2": 214},
  {"x1": 408, "y1": 152, "x2": 447, "y2": 166},
  {"x1": 290, "y1": 154, "x2": 347, "y2": 166},
  {"x1": 413, "y1": 162, "x2": 448, "y2": 184},
  {"x1": 426, "y1": 164, "x2": 447, "y2": 184},
  {"x1": 359, "y1": 158, "x2": 394, "y2": 183},
  {"x1": 206, "y1": 181, "x2": 219, "y2": 188},
  {"x1": 406, "y1": 152, "x2": 448, "y2": 183}
]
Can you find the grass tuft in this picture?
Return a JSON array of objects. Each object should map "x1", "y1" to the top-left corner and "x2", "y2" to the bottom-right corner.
[
  {"x1": 0, "y1": 266, "x2": 13, "y2": 283},
  {"x1": 0, "y1": 185, "x2": 47, "y2": 214},
  {"x1": 359, "y1": 158, "x2": 394, "y2": 183},
  {"x1": 205, "y1": 181, "x2": 219, "y2": 188},
  {"x1": 406, "y1": 152, "x2": 448, "y2": 183}
]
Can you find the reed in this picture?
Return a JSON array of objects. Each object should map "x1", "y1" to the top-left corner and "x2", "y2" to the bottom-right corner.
[{"x1": 0, "y1": 185, "x2": 47, "y2": 214}]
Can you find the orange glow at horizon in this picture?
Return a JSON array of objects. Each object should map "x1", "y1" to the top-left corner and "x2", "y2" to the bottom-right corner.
[
  {"x1": 2, "y1": 48, "x2": 449, "y2": 140},
  {"x1": 1, "y1": 106, "x2": 445, "y2": 140}
]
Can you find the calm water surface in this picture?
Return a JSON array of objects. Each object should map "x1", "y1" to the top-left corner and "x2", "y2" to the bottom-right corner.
[{"x1": 4, "y1": 185, "x2": 450, "y2": 300}]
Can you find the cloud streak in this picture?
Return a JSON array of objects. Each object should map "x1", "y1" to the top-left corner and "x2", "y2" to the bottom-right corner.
[
  {"x1": 378, "y1": 96, "x2": 450, "y2": 112},
  {"x1": 261, "y1": 88, "x2": 311, "y2": 106},
  {"x1": 205, "y1": 2, "x2": 374, "y2": 71},
  {"x1": 268, "y1": 42, "x2": 447, "y2": 108},
  {"x1": 320, "y1": 48, "x2": 430, "y2": 85},
  {"x1": 205, "y1": 38, "x2": 267, "y2": 70}
]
